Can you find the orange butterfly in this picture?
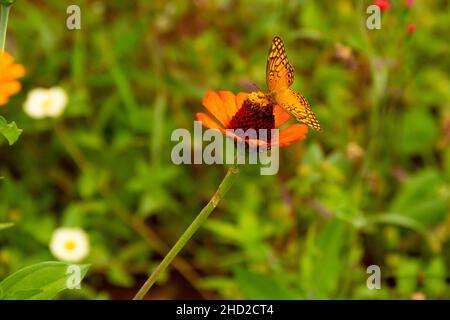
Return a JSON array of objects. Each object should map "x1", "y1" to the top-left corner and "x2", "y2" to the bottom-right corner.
[{"x1": 266, "y1": 36, "x2": 321, "y2": 131}]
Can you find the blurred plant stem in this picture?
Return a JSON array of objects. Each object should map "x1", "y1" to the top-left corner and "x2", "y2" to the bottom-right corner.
[
  {"x1": 0, "y1": 2, "x2": 11, "y2": 51},
  {"x1": 54, "y1": 123, "x2": 211, "y2": 298},
  {"x1": 352, "y1": 0, "x2": 388, "y2": 210},
  {"x1": 133, "y1": 164, "x2": 240, "y2": 300}
]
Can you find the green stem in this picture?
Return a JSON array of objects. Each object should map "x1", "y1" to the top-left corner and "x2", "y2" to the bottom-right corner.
[
  {"x1": 133, "y1": 164, "x2": 240, "y2": 300},
  {"x1": 0, "y1": 3, "x2": 11, "y2": 51}
]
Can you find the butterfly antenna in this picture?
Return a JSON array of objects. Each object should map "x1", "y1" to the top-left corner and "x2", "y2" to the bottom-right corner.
[{"x1": 238, "y1": 80, "x2": 261, "y2": 93}]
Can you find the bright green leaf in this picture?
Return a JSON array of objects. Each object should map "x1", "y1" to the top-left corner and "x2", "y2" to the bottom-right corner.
[
  {"x1": 0, "y1": 116, "x2": 23, "y2": 145},
  {"x1": 0, "y1": 261, "x2": 90, "y2": 300},
  {"x1": 0, "y1": 222, "x2": 14, "y2": 231}
]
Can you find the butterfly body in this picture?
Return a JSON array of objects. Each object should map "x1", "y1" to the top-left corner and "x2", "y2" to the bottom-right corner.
[{"x1": 265, "y1": 36, "x2": 321, "y2": 131}]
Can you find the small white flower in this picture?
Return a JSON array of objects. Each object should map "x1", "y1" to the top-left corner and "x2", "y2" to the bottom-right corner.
[
  {"x1": 23, "y1": 87, "x2": 68, "y2": 119},
  {"x1": 50, "y1": 227, "x2": 89, "y2": 262}
]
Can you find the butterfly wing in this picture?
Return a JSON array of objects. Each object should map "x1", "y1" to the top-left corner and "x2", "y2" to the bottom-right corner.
[
  {"x1": 275, "y1": 89, "x2": 321, "y2": 131},
  {"x1": 266, "y1": 36, "x2": 294, "y2": 91}
]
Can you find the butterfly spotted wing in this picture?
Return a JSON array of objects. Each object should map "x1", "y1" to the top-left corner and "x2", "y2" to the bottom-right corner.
[
  {"x1": 275, "y1": 88, "x2": 321, "y2": 131},
  {"x1": 266, "y1": 36, "x2": 294, "y2": 91},
  {"x1": 266, "y1": 36, "x2": 321, "y2": 131}
]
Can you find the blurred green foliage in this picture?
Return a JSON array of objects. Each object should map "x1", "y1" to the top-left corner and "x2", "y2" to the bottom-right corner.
[
  {"x1": 0, "y1": 261, "x2": 89, "y2": 299},
  {"x1": 0, "y1": 0, "x2": 449, "y2": 299}
]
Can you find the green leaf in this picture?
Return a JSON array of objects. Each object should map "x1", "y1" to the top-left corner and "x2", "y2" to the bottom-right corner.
[
  {"x1": 0, "y1": 261, "x2": 90, "y2": 300},
  {"x1": 0, "y1": 116, "x2": 23, "y2": 145},
  {"x1": 299, "y1": 220, "x2": 348, "y2": 298},
  {"x1": 367, "y1": 214, "x2": 428, "y2": 238},
  {"x1": 106, "y1": 263, "x2": 134, "y2": 288},
  {"x1": 396, "y1": 259, "x2": 420, "y2": 296},
  {"x1": 424, "y1": 258, "x2": 447, "y2": 297},
  {"x1": 0, "y1": 222, "x2": 14, "y2": 231},
  {"x1": 389, "y1": 169, "x2": 447, "y2": 226},
  {"x1": 0, "y1": 0, "x2": 16, "y2": 5},
  {"x1": 234, "y1": 268, "x2": 298, "y2": 299},
  {"x1": 204, "y1": 220, "x2": 241, "y2": 243},
  {"x1": 398, "y1": 108, "x2": 438, "y2": 155}
]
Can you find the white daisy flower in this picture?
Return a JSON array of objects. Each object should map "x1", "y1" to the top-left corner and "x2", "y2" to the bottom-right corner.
[
  {"x1": 50, "y1": 227, "x2": 89, "y2": 262},
  {"x1": 23, "y1": 87, "x2": 68, "y2": 118}
]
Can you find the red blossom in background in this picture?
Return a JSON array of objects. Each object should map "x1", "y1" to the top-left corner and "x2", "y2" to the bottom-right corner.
[
  {"x1": 407, "y1": 23, "x2": 416, "y2": 34},
  {"x1": 375, "y1": 0, "x2": 390, "y2": 11},
  {"x1": 405, "y1": 0, "x2": 415, "y2": 8}
]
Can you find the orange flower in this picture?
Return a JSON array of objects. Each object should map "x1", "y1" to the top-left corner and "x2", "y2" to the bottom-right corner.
[
  {"x1": 0, "y1": 51, "x2": 25, "y2": 106},
  {"x1": 196, "y1": 91, "x2": 308, "y2": 147}
]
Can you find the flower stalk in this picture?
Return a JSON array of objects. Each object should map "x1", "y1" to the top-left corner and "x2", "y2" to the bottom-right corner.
[
  {"x1": 133, "y1": 164, "x2": 240, "y2": 300},
  {"x1": 0, "y1": 1, "x2": 13, "y2": 51}
]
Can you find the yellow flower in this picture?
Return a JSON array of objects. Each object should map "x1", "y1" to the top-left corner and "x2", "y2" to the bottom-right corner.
[{"x1": 0, "y1": 51, "x2": 25, "y2": 106}]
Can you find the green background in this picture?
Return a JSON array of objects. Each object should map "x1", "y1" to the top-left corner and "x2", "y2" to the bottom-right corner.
[{"x1": 1, "y1": 0, "x2": 449, "y2": 299}]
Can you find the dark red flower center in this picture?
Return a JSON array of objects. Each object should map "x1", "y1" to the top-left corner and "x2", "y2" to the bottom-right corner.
[{"x1": 227, "y1": 98, "x2": 275, "y2": 142}]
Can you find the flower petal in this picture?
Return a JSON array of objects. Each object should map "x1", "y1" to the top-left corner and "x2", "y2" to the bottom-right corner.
[
  {"x1": 0, "y1": 51, "x2": 13, "y2": 69},
  {"x1": 223, "y1": 129, "x2": 269, "y2": 148},
  {"x1": 0, "y1": 95, "x2": 9, "y2": 105},
  {"x1": 273, "y1": 124, "x2": 308, "y2": 146},
  {"x1": 202, "y1": 91, "x2": 231, "y2": 127},
  {"x1": 0, "y1": 81, "x2": 21, "y2": 96},
  {"x1": 0, "y1": 52, "x2": 25, "y2": 106},
  {"x1": 218, "y1": 91, "x2": 239, "y2": 123},
  {"x1": 196, "y1": 112, "x2": 225, "y2": 131},
  {"x1": 2, "y1": 64, "x2": 26, "y2": 79},
  {"x1": 274, "y1": 104, "x2": 291, "y2": 127},
  {"x1": 235, "y1": 92, "x2": 248, "y2": 111}
]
